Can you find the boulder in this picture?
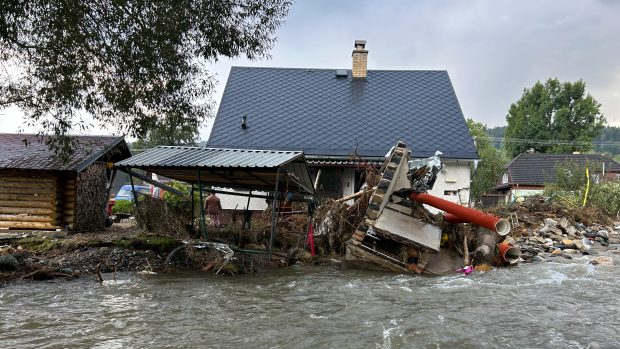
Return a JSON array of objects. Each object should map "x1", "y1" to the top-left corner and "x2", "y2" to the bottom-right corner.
[
  {"x1": 566, "y1": 226, "x2": 579, "y2": 238},
  {"x1": 561, "y1": 239, "x2": 575, "y2": 247},
  {"x1": 591, "y1": 256, "x2": 614, "y2": 266},
  {"x1": 574, "y1": 238, "x2": 592, "y2": 253},
  {"x1": 559, "y1": 218, "x2": 570, "y2": 232},
  {"x1": 544, "y1": 218, "x2": 558, "y2": 228},
  {"x1": 598, "y1": 230, "x2": 610, "y2": 239},
  {"x1": 0, "y1": 254, "x2": 19, "y2": 271},
  {"x1": 562, "y1": 248, "x2": 579, "y2": 254}
]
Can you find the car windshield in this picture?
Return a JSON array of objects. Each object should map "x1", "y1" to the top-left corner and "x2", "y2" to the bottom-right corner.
[{"x1": 117, "y1": 187, "x2": 150, "y2": 197}]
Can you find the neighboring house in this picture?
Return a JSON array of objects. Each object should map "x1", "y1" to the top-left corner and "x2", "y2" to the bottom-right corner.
[
  {"x1": 207, "y1": 40, "x2": 478, "y2": 206},
  {"x1": 213, "y1": 187, "x2": 268, "y2": 225},
  {"x1": 492, "y1": 152, "x2": 620, "y2": 203},
  {"x1": 0, "y1": 134, "x2": 131, "y2": 231}
]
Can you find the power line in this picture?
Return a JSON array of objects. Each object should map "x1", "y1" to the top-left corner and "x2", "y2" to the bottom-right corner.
[{"x1": 476, "y1": 136, "x2": 620, "y2": 147}]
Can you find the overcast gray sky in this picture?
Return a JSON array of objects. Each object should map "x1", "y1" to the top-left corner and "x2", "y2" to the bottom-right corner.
[{"x1": 2, "y1": 0, "x2": 619, "y2": 140}]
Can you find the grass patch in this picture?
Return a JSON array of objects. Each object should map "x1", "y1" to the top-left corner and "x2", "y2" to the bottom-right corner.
[
  {"x1": 15, "y1": 237, "x2": 58, "y2": 253},
  {"x1": 110, "y1": 234, "x2": 181, "y2": 253}
]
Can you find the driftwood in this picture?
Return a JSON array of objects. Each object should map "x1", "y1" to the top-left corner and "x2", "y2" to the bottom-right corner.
[
  {"x1": 21, "y1": 270, "x2": 74, "y2": 281},
  {"x1": 334, "y1": 188, "x2": 374, "y2": 204}
]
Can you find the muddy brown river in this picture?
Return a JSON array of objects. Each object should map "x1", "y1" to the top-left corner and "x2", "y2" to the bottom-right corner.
[{"x1": 1, "y1": 256, "x2": 619, "y2": 348}]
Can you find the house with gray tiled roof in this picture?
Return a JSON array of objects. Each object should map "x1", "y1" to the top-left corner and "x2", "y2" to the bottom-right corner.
[
  {"x1": 207, "y1": 41, "x2": 478, "y2": 205},
  {"x1": 493, "y1": 152, "x2": 620, "y2": 203}
]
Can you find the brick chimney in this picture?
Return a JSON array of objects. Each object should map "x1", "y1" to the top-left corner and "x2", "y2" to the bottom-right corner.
[{"x1": 351, "y1": 40, "x2": 368, "y2": 79}]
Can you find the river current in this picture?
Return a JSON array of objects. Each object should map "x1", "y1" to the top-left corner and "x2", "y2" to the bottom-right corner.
[{"x1": 1, "y1": 256, "x2": 619, "y2": 349}]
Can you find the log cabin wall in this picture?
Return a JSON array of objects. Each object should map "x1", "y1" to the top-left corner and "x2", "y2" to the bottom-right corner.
[
  {"x1": 57, "y1": 172, "x2": 77, "y2": 230},
  {"x1": 75, "y1": 163, "x2": 107, "y2": 231},
  {"x1": 0, "y1": 170, "x2": 61, "y2": 230}
]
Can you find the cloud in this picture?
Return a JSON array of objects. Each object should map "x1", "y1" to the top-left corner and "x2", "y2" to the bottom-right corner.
[{"x1": 4, "y1": 0, "x2": 620, "y2": 137}]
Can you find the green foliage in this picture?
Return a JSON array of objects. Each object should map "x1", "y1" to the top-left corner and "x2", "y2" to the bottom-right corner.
[
  {"x1": 589, "y1": 181, "x2": 620, "y2": 216},
  {"x1": 593, "y1": 126, "x2": 620, "y2": 156},
  {"x1": 112, "y1": 200, "x2": 134, "y2": 215},
  {"x1": 467, "y1": 119, "x2": 508, "y2": 202},
  {"x1": 131, "y1": 112, "x2": 199, "y2": 149},
  {"x1": 486, "y1": 125, "x2": 506, "y2": 149},
  {"x1": 544, "y1": 159, "x2": 612, "y2": 212},
  {"x1": 504, "y1": 78, "x2": 605, "y2": 157},
  {"x1": 0, "y1": 0, "x2": 292, "y2": 158},
  {"x1": 163, "y1": 180, "x2": 193, "y2": 212}
]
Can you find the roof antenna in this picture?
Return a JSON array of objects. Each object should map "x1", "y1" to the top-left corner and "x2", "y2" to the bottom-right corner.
[{"x1": 241, "y1": 115, "x2": 248, "y2": 129}]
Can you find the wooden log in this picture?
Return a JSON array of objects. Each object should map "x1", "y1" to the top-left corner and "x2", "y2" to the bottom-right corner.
[
  {"x1": 62, "y1": 202, "x2": 75, "y2": 209},
  {"x1": 0, "y1": 207, "x2": 54, "y2": 215},
  {"x1": 62, "y1": 190, "x2": 76, "y2": 197},
  {"x1": 0, "y1": 221, "x2": 58, "y2": 229},
  {"x1": 0, "y1": 181, "x2": 55, "y2": 189},
  {"x1": 0, "y1": 193, "x2": 55, "y2": 202},
  {"x1": 0, "y1": 176, "x2": 56, "y2": 184},
  {"x1": 0, "y1": 187, "x2": 56, "y2": 195},
  {"x1": 335, "y1": 188, "x2": 374, "y2": 204},
  {"x1": 0, "y1": 214, "x2": 53, "y2": 222},
  {"x1": 0, "y1": 196, "x2": 55, "y2": 209}
]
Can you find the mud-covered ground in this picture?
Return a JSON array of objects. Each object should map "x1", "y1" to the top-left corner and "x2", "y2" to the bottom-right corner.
[{"x1": 0, "y1": 219, "x2": 318, "y2": 287}]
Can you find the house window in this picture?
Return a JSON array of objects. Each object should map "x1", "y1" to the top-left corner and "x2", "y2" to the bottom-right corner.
[
  {"x1": 502, "y1": 173, "x2": 508, "y2": 184},
  {"x1": 444, "y1": 190, "x2": 457, "y2": 196}
]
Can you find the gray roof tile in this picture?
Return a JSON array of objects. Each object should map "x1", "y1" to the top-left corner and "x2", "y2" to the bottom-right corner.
[
  {"x1": 207, "y1": 67, "x2": 479, "y2": 159},
  {"x1": 0, "y1": 133, "x2": 129, "y2": 172},
  {"x1": 504, "y1": 153, "x2": 620, "y2": 186}
]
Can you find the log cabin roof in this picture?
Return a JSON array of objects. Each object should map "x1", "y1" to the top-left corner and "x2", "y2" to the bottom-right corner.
[{"x1": 0, "y1": 133, "x2": 131, "y2": 172}]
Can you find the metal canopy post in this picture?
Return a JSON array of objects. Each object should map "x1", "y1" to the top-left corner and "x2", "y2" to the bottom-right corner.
[
  {"x1": 105, "y1": 167, "x2": 117, "y2": 213},
  {"x1": 190, "y1": 184, "x2": 195, "y2": 234},
  {"x1": 128, "y1": 167, "x2": 139, "y2": 203},
  {"x1": 268, "y1": 168, "x2": 281, "y2": 260},
  {"x1": 197, "y1": 169, "x2": 207, "y2": 240},
  {"x1": 243, "y1": 189, "x2": 252, "y2": 230}
]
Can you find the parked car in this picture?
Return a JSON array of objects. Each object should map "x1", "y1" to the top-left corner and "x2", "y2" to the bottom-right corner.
[{"x1": 107, "y1": 184, "x2": 151, "y2": 215}]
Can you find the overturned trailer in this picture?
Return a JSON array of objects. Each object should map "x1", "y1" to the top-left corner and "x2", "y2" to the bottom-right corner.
[{"x1": 345, "y1": 142, "x2": 518, "y2": 274}]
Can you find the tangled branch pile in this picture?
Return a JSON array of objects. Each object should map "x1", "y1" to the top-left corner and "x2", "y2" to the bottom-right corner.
[{"x1": 135, "y1": 196, "x2": 193, "y2": 239}]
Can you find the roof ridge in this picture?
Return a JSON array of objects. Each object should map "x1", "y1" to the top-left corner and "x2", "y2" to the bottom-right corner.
[{"x1": 231, "y1": 66, "x2": 447, "y2": 73}]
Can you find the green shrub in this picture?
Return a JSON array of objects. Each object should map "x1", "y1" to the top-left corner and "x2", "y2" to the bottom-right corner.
[
  {"x1": 163, "y1": 180, "x2": 192, "y2": 212},
  {"x1": 112, "y1": 200, "x2": 134, "y2": 214},
  {"x1": 589, "y1": 181, "x2": 620, "y2": 217}
]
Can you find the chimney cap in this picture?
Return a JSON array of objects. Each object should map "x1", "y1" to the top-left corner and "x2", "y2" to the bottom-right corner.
[{"x1": 354, "y1": 40, "x2": 366, "y2": 47}]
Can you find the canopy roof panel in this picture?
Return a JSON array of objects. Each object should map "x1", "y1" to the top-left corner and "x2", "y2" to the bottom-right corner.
[{"x1": 116, "y1": 146, "x2": 315, "y2": 194}]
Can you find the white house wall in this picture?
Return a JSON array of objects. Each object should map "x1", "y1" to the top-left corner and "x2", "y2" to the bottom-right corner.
[
  {"x1": 426, "y1": 160, "x2": 472, "y2": 213},
  {"x1": 213, "y1": 187, "x2": 268, "y2": 211},
  {"x1": 341, "y1": 168, "x2": 355, "y2": 204}
]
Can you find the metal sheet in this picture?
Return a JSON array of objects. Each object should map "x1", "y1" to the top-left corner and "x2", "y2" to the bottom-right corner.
[{"x1": 374, "y1": 207, "x2": 441, "y2": 252}]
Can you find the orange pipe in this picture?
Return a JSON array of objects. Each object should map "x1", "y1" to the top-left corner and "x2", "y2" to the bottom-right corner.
[
  {"x1": 497, "y1": 242, "x2": 521, "y2": 264},
  {"x1": 410, "y1": 192, "x2": 510, "y2": 235},
  {"x1": 443, "y1": 213, "x2": 467, "y2": 224}
]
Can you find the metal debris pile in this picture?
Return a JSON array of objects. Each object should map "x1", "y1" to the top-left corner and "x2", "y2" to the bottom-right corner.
[{"x1": 316, "y1": 141, "x2": 523, "y2": 275}]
